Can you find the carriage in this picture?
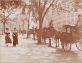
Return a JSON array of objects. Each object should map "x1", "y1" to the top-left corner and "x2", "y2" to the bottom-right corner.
[{"x1": 60, "y1": 25, "x2": 82, "y2": 51}]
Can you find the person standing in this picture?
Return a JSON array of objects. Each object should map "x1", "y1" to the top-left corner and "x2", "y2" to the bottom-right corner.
[
  {"x1": 5, "y1": 28, "x2": 12, "y2": 47},
  {"x1": 12, "y1": 28, "x2": 18, "y2": 47}
]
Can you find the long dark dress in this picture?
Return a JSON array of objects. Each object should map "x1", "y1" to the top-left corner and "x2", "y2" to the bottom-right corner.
[
  {"x1": 5, "y1": 32, "x2": 12, "y2": 43},
  {"x1": 12, "y1": 31, "x2": 18, "y2": 46}
]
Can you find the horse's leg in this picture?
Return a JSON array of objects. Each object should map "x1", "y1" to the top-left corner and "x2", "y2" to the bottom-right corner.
[
  {"x1": 61, "y1": 42, "x2": 64, "y2": 49},
  {"x1": 56, "y1": 39, "x2": 57, "y2": 47},
  {"x1": 44, "y1": 38, "x2": 46, "y2": 44},
  {"x1": 48, "y1": 38, "x2": 52, "y2": 47},
  {"x1": 69, "y1": 43, "x2": 72, "y2": 51},
  {"x1": 33, "y1": 33, "x2": 35, "y2": 40},
  {"x1": 58, "y1": 39, "x2": 59, "y2": 47},
  {"x1": 56, "y1": 38, "x2": 59, "y2": 47}
]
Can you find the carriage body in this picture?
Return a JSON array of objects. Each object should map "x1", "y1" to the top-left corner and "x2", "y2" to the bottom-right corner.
[{"x1": 60, "y1": 25, "x2": 81, "y2": 50}]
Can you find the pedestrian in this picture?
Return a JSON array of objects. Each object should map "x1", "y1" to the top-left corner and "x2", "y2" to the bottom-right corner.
[
  {"x1": 12, "y1": 28, "x2": 18, "y2": 47},
  {"x1": 5, "y1": 28, "x2": 12, "y2": 47}
]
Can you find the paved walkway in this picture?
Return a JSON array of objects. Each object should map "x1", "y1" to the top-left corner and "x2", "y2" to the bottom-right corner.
[{"x1": 0, "y1": 35, "x2": 82, "y2": 63}]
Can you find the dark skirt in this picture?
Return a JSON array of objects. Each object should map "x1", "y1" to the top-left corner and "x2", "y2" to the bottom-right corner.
[
  {"x1": 13, "y1": 36, "x2": 18, "y2": 46},
  {"x1": 5, "y1": 36, "x2": 12, "y2": 43}
]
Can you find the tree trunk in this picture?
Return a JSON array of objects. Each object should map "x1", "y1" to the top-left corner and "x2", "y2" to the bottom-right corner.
[
  {"x1": 37, "y1": 21, "x2": 43, "y2": 44},
  {"x1": 3, "y1": 22, "x2": 5, "y2": 34},
  {"x1": 27, "y1": 30, "x2": 29, "y2": 38},
  {"x1": 27, "y1": 19, "x2": 30, "y2": 38},
  {"x1": 27, "y1": 11, "x2": 30, "y2": 38}
]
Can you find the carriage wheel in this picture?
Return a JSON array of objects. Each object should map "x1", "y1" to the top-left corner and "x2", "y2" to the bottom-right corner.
[
  {"x1": 75, "y1": 41, "x2": 82, "y2": 51},
  {"x1": 63, "y1": 43, "x2": 72, "y2": 51}
]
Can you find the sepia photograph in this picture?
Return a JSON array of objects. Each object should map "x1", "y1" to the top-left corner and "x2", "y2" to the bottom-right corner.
[{"x1": 0, "y1": 0, "x2": 82, "y2": 63}]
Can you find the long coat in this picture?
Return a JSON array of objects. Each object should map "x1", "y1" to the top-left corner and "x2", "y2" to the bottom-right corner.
[
  {"x1": 5, "y1": 32, "x2": 12, "y2": 43},
  {"x1": 12, "y1": 31, "x2": 18, "y2": 46}
]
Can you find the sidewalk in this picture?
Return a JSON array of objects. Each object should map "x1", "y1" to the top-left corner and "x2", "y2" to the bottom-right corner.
[{"x1": 0, "y1": 35, "x2": 82, "y2": 63}]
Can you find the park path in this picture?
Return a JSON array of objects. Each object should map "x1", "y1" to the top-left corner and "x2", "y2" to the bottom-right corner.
[{"x1": 0, "y1": 35, "x2": 82, "y2": 63}]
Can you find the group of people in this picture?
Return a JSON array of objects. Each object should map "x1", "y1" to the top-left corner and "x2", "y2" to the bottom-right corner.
[{"x1": 5, "y1": 28, "x2": 18, "y2": 47}]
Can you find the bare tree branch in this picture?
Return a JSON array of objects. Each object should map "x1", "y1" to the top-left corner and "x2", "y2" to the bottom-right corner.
[
  {"x1": 41, "y1": 0, "x2": 48, "y2": 13},
  {"x1": 42, "y1": 0, "x2": 55, "y2": 21}
]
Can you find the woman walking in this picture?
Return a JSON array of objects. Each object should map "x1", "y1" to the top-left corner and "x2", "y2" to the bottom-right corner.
[
  {"x1": 12, "y1": 28, "x2": 18, "y2": 47},
  {"x1": 5, "y1": 28, "x2": 12, "y2": 47}
]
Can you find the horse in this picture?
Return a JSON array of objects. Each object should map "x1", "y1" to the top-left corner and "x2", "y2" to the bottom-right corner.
[{"x1": 42, "y1": 27, "x2": 55, "y2": 44}]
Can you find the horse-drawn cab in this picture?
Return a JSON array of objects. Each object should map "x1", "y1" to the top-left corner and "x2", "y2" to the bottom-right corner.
[
  {"x1": 63, "y1": 25, "x2": 72, "y2": 33},
  {"x1": 60, "y1": 25, "x2": 81, "y2": 51}
]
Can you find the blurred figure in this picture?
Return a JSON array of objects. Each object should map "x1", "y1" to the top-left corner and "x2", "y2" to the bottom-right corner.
[
  {"x1": 12, "y1": 28, "x2": 18, "y2": 47},
  {"x1": 5, "y1": 28, "x2": 12, "y2": 47}
]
